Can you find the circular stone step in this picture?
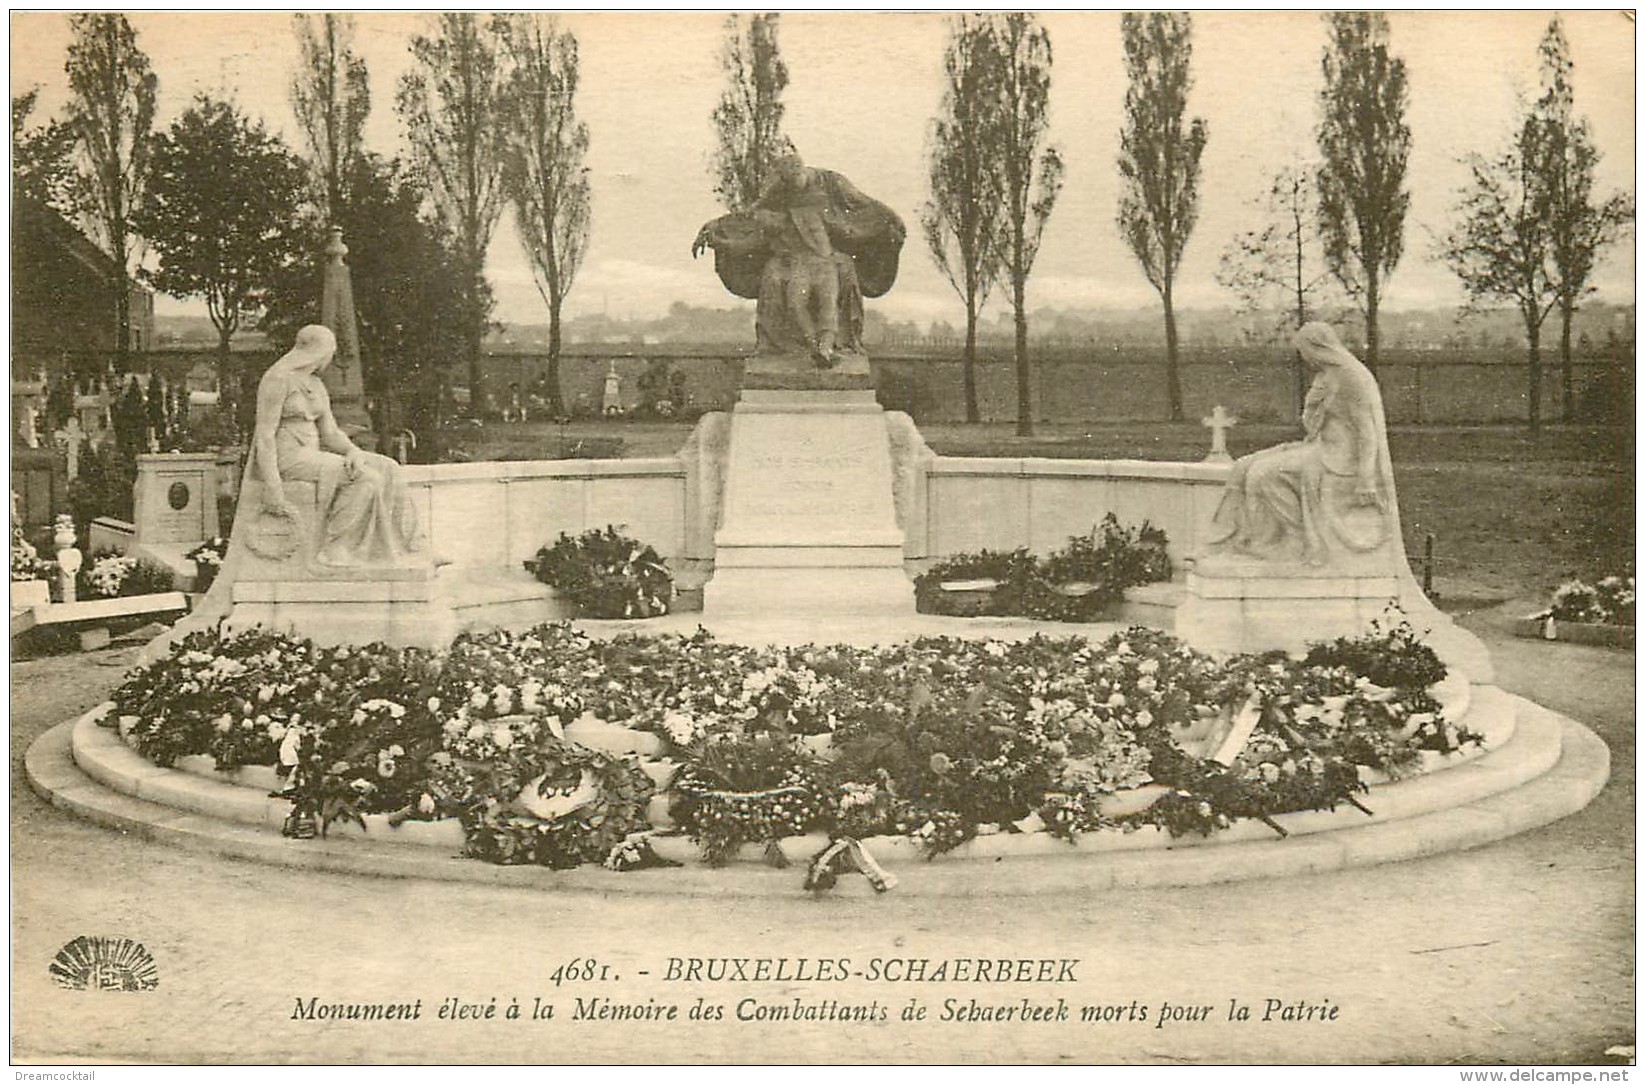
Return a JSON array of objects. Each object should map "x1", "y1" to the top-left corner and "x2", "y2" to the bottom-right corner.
[{"x1": 28, "y1": 684, "x2": 1607, "y2": 895}]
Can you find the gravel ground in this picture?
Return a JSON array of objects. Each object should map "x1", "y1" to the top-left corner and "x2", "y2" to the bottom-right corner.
[{"x1": 9, "y1": 603, "x2": 1634, "y2": 1066}]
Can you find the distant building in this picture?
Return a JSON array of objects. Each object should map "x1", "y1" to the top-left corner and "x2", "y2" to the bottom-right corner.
[{"x1": 11, "y1": 197, "x2": 154, "y2": 368}]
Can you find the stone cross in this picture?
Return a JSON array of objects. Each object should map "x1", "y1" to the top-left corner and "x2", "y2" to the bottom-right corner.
[
  {"x1": 602, "y1": 362, "x2": 623, "y2": 416},
  {"x1": 391, "y1": 429, "x2": 417, "y2": 464},
  {"x1": 1201, "y1": 405, "x2": 1238, "y2": 464},
  {"x1": 60, "y1": 416, "x2": 84, "y2": 480}
]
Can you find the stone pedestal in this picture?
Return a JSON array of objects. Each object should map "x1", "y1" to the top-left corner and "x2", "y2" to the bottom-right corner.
[
  {"x1": 131, "y1": 453, "x2": 220, "y2": 587},
  {"x1": 227, "y1": 566, "x2": 456, "y2": 650},
  {"x1": 1173, "y1": 555, "x2": 1403, "y2": 657},
  {"x1": 133, "y1": 453, "x2": 219, "y2": 548},
  {"x1": 703, "y1": 384, "x2": 912, "y2": 618}
]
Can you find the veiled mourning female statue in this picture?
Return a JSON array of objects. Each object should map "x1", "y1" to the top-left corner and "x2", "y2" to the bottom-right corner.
[
  {"x1": 692, "y1": 152, "x2": 905, "y2": 368},
  {"x1": 1205, "y1": 323, "x2": 1398, "y2": 567},
  {"x1": 245, "y1": 324, "x2": 424, "y2": 567},
  {"x1": 145, "y1": 325, "x2": 427, "y2": 658}
]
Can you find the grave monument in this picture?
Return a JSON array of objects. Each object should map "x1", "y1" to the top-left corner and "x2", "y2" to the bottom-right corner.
[{"x1": 691, "y1": 153, "x2": 913, "y2": 616}]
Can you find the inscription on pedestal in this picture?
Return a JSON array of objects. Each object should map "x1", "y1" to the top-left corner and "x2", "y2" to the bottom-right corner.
[
  {"x1": 706, "y1": 389, "x2": 912, "y2": 618},
  {"x1": 718, "y1": 399, "x2": 900, "y2": 547}
]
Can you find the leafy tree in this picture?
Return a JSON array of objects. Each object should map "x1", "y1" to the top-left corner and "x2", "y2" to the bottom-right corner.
[
  {"x1": 290, "y1": 13, "x2": 371, "y2": 225},
  {"x1": 12, "y1": 88, "x2": 77, "y2": 212},
  {"x1": 137, "y1": 95, "x2": 310, "y2": 403},
  {"x1": 1217, "y1": 164, "x2": 1339, "y2": 411},
  {"x1": 396, "y1": 13, "x2": 514, "y2": 414},
  {"x1": 502, "y1": 14, "x2": 591, "y2": 419},
  {"x1": 709, "y1": 13, "x2": 793, "y2": 212},
  {"x1": 922, "y1": 15, "x2": 1006, "y2": 424},
  {"x1": 1440, "y1": 113, "x2": 1560, "y2": 434},
  {"x1": 1316, "y1": 12, "x2": 1410, "y2": 374},
  {"x1": 261, "y1": 154, "x2": 475, "y2": 461},
  {"x1": 62, "y1": 13, "x2": 158, "y2": 369},
  {"x1": 987, "y1": 13, "x2": 1063, "y2": 438},
  {"x1": 1116, "y1": 11, "x2": 1207, "y2": 422},
  {"x1": 1534, "y1": 17, "x2": 1634, "y2": 421}
]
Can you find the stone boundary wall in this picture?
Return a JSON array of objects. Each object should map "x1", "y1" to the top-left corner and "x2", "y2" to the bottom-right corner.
[
  {"x1": 397, "y1": 453, "x2": 1230, "y2": 576},
  {"x1": 27, "y1": 345, "x2": 1627, "y2": 426},
  {"x1": 399, "y1": 458, "x2": 688, "y2": 575}
]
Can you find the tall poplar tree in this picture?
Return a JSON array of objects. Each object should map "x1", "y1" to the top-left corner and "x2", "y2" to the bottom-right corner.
[
  {"x1": 709, "y1": 14, "x2": 793, "y2": 212},
  {"x1": 397, "y1": 13, "x2": 515, "y2": 414},
  {"x1": 988, "y1": 14, "x2": 1062, "y2": 438},
  {"x1": 1116, "y1": 11, "x2": 1207, "y2": 422},
  {"x1": 503, "y1": 14, "x2": 592, "y2": 419},
  {"x1": 922, "y1": 15, "x2": 1006, "y2": 424},
  {"x1": 1535, "y1": 17, "x2": 1634, "y2": 420},
  {"x1": 62, "y1": 13, "x2": 157, "y2": 368},
  {"x1": 290, "y1": 13, "x2": 371, "y2": 225},
  {"x1": 1316, "y1": 12, "x2": 1410, "y2": 374}
]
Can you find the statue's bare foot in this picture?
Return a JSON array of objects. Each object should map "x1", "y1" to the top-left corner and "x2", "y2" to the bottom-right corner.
[{"x1": 812, "y1": 347, "x2": 840, "y2": 370}]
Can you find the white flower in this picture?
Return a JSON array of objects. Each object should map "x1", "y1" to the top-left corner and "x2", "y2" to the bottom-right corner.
[
  {"x1": 490, "y1": 685, "x2": 515, "y2": 715},
  {"x1": 469, "y1": 690, "x2": 488, "y2": 711},
  {"x1": 427, "y1": 696, "x2": 442, "y2": 713},
  {"x1": 1134, "y1": 709, "x2": 1154, "y2": 727},
  {"x1": 1137, "y1": 658, "x2": 1159, "y2": 675},
  {"x1": 212, "y1": 714, "x2": 233, "y2": 734},
  {"x1": 1136, "y1": 675, "x2": 1157, "y2": 693},
  {"x1": 466, "y1": 722, "x2": 487, "y2": 742},
  {"x1": 1259, "y1": 762, "x2": 1281, "y2": 784},
  {"x1": 663, "y1": 710, "x2": 696, "y2": 746},
  {"x1": 278, "y1": 727, "x2": 304, "y2": 767},
  {"x1": 491, "y1": 723, "x2": 515, "y2": 750},
  {"x1": 257, "y1": 685, "x2": 275, "y2": 703},
  {"x1": 417, "y1": 793, "x2": 437, "y2": 816},
  {"x1": 984, "y1": 641, "x2": 1008, "y2": 658},
  {"x1": 1107, "y1": 692, "x2": 1127, "y2": 707}
]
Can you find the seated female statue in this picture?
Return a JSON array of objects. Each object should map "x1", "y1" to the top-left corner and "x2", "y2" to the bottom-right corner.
[
  {"x1": 250, "y1": 323, "x2": 424, "y2": 567},
  {"x1": 1206, "y1": 322, "x2": 1396, "y2": 567}
]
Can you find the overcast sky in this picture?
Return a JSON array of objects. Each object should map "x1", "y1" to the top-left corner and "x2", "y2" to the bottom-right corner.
[{"x1": 10, "y1": 10, "x2": 1636, "y2": 327}]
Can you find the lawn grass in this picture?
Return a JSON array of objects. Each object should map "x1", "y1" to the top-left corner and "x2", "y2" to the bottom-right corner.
[{"x1": 462, "y1": 417, "x2": 1633, "y2": 604}]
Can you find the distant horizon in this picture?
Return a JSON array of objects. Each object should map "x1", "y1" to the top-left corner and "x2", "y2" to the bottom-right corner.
[{"x1": 15, "y1": 12, "x2": 1634, "y2": 328}]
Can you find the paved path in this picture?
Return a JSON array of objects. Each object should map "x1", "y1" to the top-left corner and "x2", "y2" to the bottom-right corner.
[{"x1": 10, "y1": 604, "x2": 1634, "y2": 1065}]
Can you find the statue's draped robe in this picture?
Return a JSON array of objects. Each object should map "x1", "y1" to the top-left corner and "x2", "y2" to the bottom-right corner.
[
  {"x1": 701, "y1": 169, "x2": 904, "y2": 356},
  {"x1": 1207, "y1": 345, "x2": 1395, "y2": 566},
  {"x1": 142, "y1": 362, "x2": 423, "y2": 661}
]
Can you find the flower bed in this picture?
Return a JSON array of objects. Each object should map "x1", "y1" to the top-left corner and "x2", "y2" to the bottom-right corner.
[
  {"x1": 109, "y1": 611, "x2": 1480, "y2": 884},
  {"x1": 914, "y1": 515, "x2": 1172, "y2": 621},
  {"x1": 79, "y1": 549, "x2": 176, "y2": 600},
  {"x1": 1517, "y1": 575, "x2": 1636, "y2": 648}
]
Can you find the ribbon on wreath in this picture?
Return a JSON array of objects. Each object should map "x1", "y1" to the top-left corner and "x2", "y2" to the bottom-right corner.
[{"x1": 804, "y1": 837, "x2": 897, "y2": 894}]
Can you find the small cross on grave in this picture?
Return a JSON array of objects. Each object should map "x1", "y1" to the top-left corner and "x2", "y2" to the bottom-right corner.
[
  {"x1": 1201, "y1": 405, "x2": 1238, "y2": 464},
  {"x1": 57, "y1": 416, "x2": 85, "y2": 481}
]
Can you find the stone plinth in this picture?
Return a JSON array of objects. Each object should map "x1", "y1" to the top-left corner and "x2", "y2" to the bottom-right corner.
[
  {"x1": 133, "y1": 453, "x2": 219, "y2": 548},
  {"x1": 227, "y1": 567, "x2": 456, "y2": 650},
  {"x1": 131, "y1": 453, "x2": 221, "y2": 588},
  {"x1": 1173, "y1": 555, "x2": 1403, "y2": 657},
  {"x1": 703, "y1": 388, "x2": 912, "y2": 618}
]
